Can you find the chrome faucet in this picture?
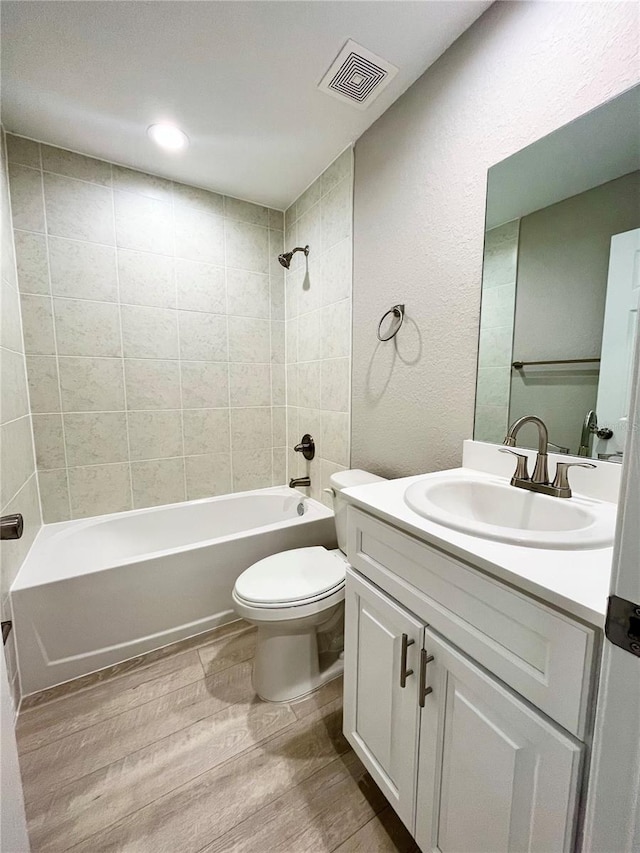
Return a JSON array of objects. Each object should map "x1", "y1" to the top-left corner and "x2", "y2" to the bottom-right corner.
[
  {"x1": 289, "y1": 476, "x2": 310, "y2": 489},
  {"x1": 501, "y1": 415, "x2": 595, "y2": 498}
]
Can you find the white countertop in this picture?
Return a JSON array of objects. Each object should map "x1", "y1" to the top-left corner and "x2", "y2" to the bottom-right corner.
[{"x1": 342, "y1": 441, "x2": 619, "y2": 628}]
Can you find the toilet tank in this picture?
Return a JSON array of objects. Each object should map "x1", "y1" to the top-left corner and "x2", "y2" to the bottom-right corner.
[{"x1": 329, "y1": 469, "x2": 386, "y2": 553}]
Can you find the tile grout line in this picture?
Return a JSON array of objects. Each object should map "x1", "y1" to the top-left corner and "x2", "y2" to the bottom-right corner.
[
  {"x1": 37, "y1": 138, "x2": 73, "y2": 521},
  {"x1": 110, "y1": 162, "x2": 135, "y2": 512},
  {"x1": 7, "y1": 152, "x2": 286, "y2": 221},
  {"x1": 171, "y1": 185, "x2": 189, "y2": 503},
  {"x1": 223, "y1": 205, "x2": 234, "y2": 492}
]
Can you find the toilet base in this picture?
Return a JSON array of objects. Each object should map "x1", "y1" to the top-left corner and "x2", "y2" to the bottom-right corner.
[
  {"x1": 251, "y1": 602, "x2": 344, "y2": 703},
  {"x1": 255, "y1": 656, "x2": 344, "y2": 704}
]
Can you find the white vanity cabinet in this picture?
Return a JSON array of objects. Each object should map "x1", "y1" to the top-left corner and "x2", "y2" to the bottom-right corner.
[{"x1": 343, "y1": 506, "x2": 595, "y2": 853}]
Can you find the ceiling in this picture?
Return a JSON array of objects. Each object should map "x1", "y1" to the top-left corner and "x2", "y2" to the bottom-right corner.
[
  {"x1": 1, "y1": 1, "x2": 491, "y2": 209},
  {"x1": 486, "y1": 85, "x2": 640, "y2": 230}
]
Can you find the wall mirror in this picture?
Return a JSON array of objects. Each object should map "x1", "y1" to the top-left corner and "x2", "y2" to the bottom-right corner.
[{"x1": 474, "y1": 85, "x2": 639, "y2": 460}]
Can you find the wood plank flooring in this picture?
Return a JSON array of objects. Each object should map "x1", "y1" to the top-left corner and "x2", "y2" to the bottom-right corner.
[{"x1": 17, "y1": 620, "x2": 418, "y2": 853}]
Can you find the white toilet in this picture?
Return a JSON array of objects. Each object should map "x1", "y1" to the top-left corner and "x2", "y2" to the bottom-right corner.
[{"x1": 232, "y1": 469, "x2": 384, "y2": 702}]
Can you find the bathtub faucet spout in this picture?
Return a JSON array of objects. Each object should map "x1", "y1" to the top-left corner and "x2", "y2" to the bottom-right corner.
[{"x1": 289, "y1": 477, "x2": 310, "y2": 489}]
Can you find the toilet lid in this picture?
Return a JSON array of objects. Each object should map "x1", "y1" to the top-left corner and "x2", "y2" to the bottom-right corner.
[{"x1": 235, "y1": 547, "x2": 346, "y2": 605}]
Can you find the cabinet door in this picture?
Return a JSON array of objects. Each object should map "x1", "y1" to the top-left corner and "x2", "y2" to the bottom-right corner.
[
  {"x1": 343, "y1": 569, "x2": 424, "y2": 831},
  {"x1": 416, "y1": 627, "x2": 583, "y2": 853}
]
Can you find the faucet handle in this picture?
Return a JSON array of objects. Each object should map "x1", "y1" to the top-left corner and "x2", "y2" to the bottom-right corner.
[
  {"x1": 499, "y1": 448, "x2": 530, "y2": 481},
  {"x1": 552, "y1": 461, "x2": 596, "y2": 494}
]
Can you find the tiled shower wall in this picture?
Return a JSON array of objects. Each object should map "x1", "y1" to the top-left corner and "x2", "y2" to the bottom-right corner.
[
  {"x1": 7, "y1": 134, "x2": 286, "y2": 522},
  {"x1": 1, "y1": 131, "x2": 41, "y2": 705},
  {"x1": 284, "y1": 149, "x2": 353, "y2": 505},
  {"x1": 474, "y1": 220, "x2": 519, "y2": 443}
]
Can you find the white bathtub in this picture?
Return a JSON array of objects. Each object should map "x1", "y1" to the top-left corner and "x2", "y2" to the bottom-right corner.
[{"x1": 11, "y1": 487, "x2": 336, "y2": 696}]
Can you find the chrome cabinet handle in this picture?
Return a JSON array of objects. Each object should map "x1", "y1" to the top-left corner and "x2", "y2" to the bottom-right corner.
[
  {"x1": 419, "y1": 648, "x2": 434, "y2": 707},
  {"x1": 400, "y1": 633, "x2": 415, "y2": 688}
]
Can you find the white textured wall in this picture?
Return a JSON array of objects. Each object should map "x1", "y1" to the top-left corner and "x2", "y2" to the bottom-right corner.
[{"x1": 352, "y1": 1, "x2": 640, "y2": 478}]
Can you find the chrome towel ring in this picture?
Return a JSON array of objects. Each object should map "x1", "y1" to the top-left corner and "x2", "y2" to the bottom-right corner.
[{"x1": 377, "y1": 304, "x2": 405, "y2": 341}]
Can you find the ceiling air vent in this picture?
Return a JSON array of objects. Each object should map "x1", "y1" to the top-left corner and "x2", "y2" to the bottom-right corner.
[{"x1": 318, "y1": 39, "x2": 398, "y2": 110}]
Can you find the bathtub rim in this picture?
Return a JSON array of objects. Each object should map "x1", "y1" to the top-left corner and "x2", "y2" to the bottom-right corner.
[{"x1": 12, "y1": 486, "x2": 333, "y2": 592}]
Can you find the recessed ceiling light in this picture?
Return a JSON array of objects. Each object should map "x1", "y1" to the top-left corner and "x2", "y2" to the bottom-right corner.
[{"x1": 147, "y1": 123, "x2": 189, "y2": 151}]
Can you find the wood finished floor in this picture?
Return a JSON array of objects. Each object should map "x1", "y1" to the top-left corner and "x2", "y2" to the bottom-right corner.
[{"x1": 16, "y1": 620, "x2": 418, "y2": 853}]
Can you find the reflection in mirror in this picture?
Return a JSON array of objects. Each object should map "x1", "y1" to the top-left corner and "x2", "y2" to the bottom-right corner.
[{"x1": 474, "y1": 85, "x2": 640, "y2": 459}]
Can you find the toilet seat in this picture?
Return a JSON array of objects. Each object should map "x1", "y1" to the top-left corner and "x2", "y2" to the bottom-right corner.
[{"x1": 234, "y1": 546, "x2": 347, "y2": 608}]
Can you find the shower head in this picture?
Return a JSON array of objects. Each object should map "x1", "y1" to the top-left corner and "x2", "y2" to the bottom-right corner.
[{"x1": 278, "y1": 245, "x2": 309, "y2": 269}]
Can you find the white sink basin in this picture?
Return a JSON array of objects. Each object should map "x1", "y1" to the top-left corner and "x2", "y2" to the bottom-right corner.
[{"x1": 404, "y1": 475, "x2": 616, "y2": 550}]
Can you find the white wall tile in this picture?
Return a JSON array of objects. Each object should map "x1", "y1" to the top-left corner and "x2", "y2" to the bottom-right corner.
[
  {"x1": 229, "y1": 363, "x2": 271, "y2": 407},
  {"x1": 6, "y1": 135, "x2": 41, "y2": 169},
  {"x1": 114, "y1": 191, "x2": 173, "y2": 255},
  {"x1": 298, "y1": 361, "x2": 321, "y2": 409},
  {"x1": 270, "y1": 321, "x2": 285, "y2": 364},
  {"x1": 112, "y1": 166, "x2": 172, "y2": 200},
  {"x1": 185, "y1": 452, "x2": 231, "y2": 500},
  {"x1": 173, "y1": 183, "x2": 224, "y2": 217},
  {"x1": 271, "y1": 364, "x2": 286, "y2": 406},
  {"x1": 230, "y1": 407, "x2": 272, "y2": 450},
  {"x1": 178, "y1": 311, "x2": 227, "y2": 362},
  {"x1": 25, "y1": 356, "x2": 60, "y2": 413},
  {"x1": 320, "y1": 411, "x2": 349, "y2": 467},
  {"x1": 320, "y1": 300, "x2": 350, "y2": 360},
  {"x1": 54, "y1": 298, "x2": 121, "y2": 357},
  {"x1": 298, "y1": 310, "x2": 321, "y2": 361},
  {"x1": 8, "y1": 164, "x2": 44, "y2": 232},
  {"x1": 1, "y1": 347, "x2": 30, "y2": 423},
  {"x1": 31, "y1": 414, "x2": 65, "y2": 470},
  {"x1": 41, "y1": 145, "x2": 111, "y2": 186},
  {"x1": 268, "y1": 209, "x2": 284, "y2": 231},
  {"x1": 127, "y1": 410, "x2": 183, "y2": 461},
  {"x1": 228, "y1": 316, "x2": 270, "y2": 363},
  {"x1": 124, "y1": 359, "x2": 181, "y2": 410},
  {"x1": 58, "y1": 357, "x2": 125, "y2": 412},
  {"x1": 68, "y1": 463, "x2": 132, "y2": 518},
  {"x1": 175, "y1": 260, "x2": 225, "y2": 314},
  {"x1": 121, "y1": 305, "x2": 178, "y2": 359},
  {"x1": 180, "y1": 361, "x2": 229, "y2": 409},
  {"x1": 224, "y1": 196, "x2": 269, "y2": 227},
  {"x1": 226, "y1": 269, "x2": 270, "y2": 318},
  {"x1": 183, "y1": 408, "x2": 230, "y2": 456},
  {"x1": 174, "y1": 207, "x2": 225, "y2": 265},
  {"x1": 131, "y1": 458, "x2": 185, "y2": 509},
  {"x1": 225, "y1": 220, "x2": 269, "y2": 274},
  {"x1": 48, "y1": 237, "x2": 118, "y2": 302},
  {"x1": 38, "y1": 469, "x2": 70, "y2": 523},
  {"x1": 320, "y1": 358, "x2": 350, "y2": 412},
  {"x1": 44, "y1": 173, "x2": 114, "y2": 244},
  {"x1": 64, "y1": 412, "x2": 128, "y2": 467},
  {"x1": 321, "y1": 149, "x2": 352, "y2": 196},
  {"x1": 232, "y1": 448, "x2": 272, "y2": 491},
  {"x1": 117, "y1": 249, "x2": 175, "y2": 308},
  {"x1": 8, "y1": 138, "x2": 289, "y2": 519},
  {"x1": 14, "y1": 231, "x2": 50, "y2": 294},
  {"x1": 1, "y1": 282, "x2": 23, "y2": 352},
  {"x1": 20, "y1": 294, "x2": 55, "y2": 355},
  {"x1": 321, "y1": 178, "x2": 351, "y2": 252},
  {"x1": 0, "y1": 416, "x2": 36, "y2": 507}
]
